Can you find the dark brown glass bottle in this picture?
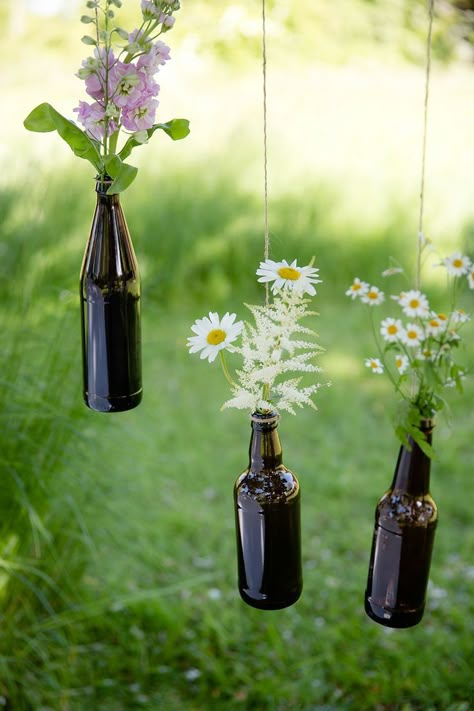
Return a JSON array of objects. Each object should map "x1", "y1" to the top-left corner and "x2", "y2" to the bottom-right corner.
[
  {"x1": 365, "y1": 420, "x2": 438, "y2": 628},
  {"x1": 80, "y1": 177, "x2": 142, "y2": 412},
  {"x1": 234, "y1": 412, "x2": 302, "y2": 610}
]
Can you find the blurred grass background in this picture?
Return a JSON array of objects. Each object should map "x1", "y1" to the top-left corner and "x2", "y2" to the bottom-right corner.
[{"x1": 1, "y1": 0, "x2": 474, "y2": 708}]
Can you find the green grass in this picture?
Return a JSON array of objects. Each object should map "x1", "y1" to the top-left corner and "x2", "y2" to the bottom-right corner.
[
  {"x1": 2, "y1": 8, "x2": 474, "y2": 708},
  {"x1": 0, "y1": 161, "x2": 473, "y2": 709}
]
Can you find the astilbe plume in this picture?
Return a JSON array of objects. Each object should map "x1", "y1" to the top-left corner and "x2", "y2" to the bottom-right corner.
[{"x1": 223, "y1": 290, "x2": 325, "y2": 414}]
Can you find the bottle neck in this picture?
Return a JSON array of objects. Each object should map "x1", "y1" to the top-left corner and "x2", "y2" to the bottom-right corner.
[
  {"x1": 248, "y1": 412, "x2": 282, "y2": 472},
  {"x1": 95, "y1": 176, "x2": 119, "y2": 205},
  {"x1": 391, "y1": 422, "x2": 433, "y2": 496}
]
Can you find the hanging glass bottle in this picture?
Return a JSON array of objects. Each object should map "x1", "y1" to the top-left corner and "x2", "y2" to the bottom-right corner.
[
  {"x1": 80, "y1": 176, "x2": 142, "y2": 412},
  {"x1": 234, "y1": 412, "x2": 302, "y2": 610},
  {"x1": 364, "y1": 419, "x2": 438, "y2": 627}
]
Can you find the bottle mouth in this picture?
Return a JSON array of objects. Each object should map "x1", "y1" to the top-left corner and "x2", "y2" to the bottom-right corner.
[
  {"x1": 95, "y1": 175, "x2": 114, "y2": 194},
  {"x1": 250, "y1": 411, "x2": 279, "y2": 427}
]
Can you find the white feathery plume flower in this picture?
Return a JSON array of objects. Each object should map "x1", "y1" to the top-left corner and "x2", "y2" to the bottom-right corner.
[
  {"x1": 361, "y1": 285, "x2": 385, "y2": 306},
  {"x1": 345, "y1": 277, "x2": 369, "y2": 299},
  {"x1": 256, "y1": 258, "x2": 322, "y2": 296},
  {"x1": 187, "y1": 312, "x2": 243, "y2": 363},
  {"x1": 365, "y1": 358, "x2": 384, "y2": 374}
]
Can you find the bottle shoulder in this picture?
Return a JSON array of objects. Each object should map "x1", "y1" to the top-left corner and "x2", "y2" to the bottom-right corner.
[
  {"x1": 376, "y1": 489, "x2": 438, "y2": 531},
  {"x1": 235, "y1": 466, "x2": 299, "y2": 504}
]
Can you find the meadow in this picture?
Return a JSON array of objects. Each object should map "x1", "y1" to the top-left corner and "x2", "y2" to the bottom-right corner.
[{"x1": 1, "y1": 2, "x2": 473, "y2": 708}]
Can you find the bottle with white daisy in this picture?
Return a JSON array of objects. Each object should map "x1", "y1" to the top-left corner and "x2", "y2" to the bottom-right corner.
[
  {"x1": 365, "y1": 418, "x2": 438, "y2": 628},
  {"x1": 346, "y1": 240, "x2": 472, "y2": 627},
  {"x1": 187, "y1": 258, "x2": 328, "y2": 608}
]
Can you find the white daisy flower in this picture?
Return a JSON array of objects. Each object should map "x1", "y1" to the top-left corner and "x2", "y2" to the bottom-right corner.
[
  {"x1": 381, "y1": 267, "x2": 403, "y2": 277},
  {"x1": 361, "y1": 285, "x2": 385, "y2": 306},
  {"x1": 468, "y1": 268, "x2": 474, "y2": 289},
  {"x1": 187, "y1": 312, "x2": 243, "y2": 363},
  {"x1": 345, "y1": 277, "x2": 369, "y2": 299},
  {"x1": 400, "y1": 323, "x2": 424, "y2": 348},
  {"x1": 365, "y1": 357, "x2": 384, "y2": 374},
  {"x1": 391, "y1": 291, "x2": 406, "y2": 304},
  {"x1": 442, "y1": 252, "x2": 471, "y2": 276},
  {"x1": 256, "y1": 259, "x2": 321, "y2": 295},
  {"x1": 446, "y1": 329, "x2": 461, "y2": 342},
  {"x1": 418, "y1": 347, "x2": 435, "y2": 361},
  {"x1": 380, "y1": 317, "x2": 403, "y2": 343},
  {"x1": 425, "y1": 315, "x2": 446, "y2": 337},
  {"x1": 399, "y1": 289, "x2": 430, "y2": 318},
  {"x1": 395, "y1": 354, "x2": 409, "y2": 374},
  {"x1": 451, "y1": 309, "x2": 470, "y2": 325}
]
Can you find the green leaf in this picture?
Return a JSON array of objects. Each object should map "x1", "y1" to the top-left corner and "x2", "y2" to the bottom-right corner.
[
  {"x1": 104, "y1": 155, "x2": 138, "y2": 194},
  {"x1": 81, "y1": 15, "x2": 94, "y2": 23},
  {"x1": 118, "y1": 119, "x2": 190, "y2": 161},
  {"x1": 24, "y1": 103, "x2": 103, "y2": 172},
  {"x1": 81, "y1": 35, "x2": 97, "y2": 45}
]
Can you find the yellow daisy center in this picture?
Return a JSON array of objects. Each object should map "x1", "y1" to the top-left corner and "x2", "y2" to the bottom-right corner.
[
  {"x1": 438, "y1": 313, "x2": 448, "y2": 321},
  {"x1": 429, "y1": 319, "x2": 439, "y2": 328},
  {"x1": 409, "y1": 298, "x2": 420, "y2": 308},
  {"x1": 407, "y1": 330, "x2": 417, "y2": 340},
  {"x1": 207, "y1": 329, "x2": 226, "y2": 345},
  {"x1": 387, "y1": 324, "x2": 398, "y2": 335},
  {"x1": 396, "y1": 357, "x2": 402, "y2": 367},
  {"x1": 453, "y1": 258, "x2": 463, "y2": 268},
  {"x1": 368, "y1": 291, "x2": 378, "y2": 299},
  {"x1": 278, "y1": 266, "x2": 301, "y2": 281},
  {"x1": 352, "y1": 283, "x2": 361, "y2": 291}
]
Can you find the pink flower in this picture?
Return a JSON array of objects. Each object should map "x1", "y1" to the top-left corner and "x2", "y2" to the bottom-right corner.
[
  {"x1": 73, "y1": 101, "x2": 116, "y2": 141},
  {"x1": 108, "y1": 62, "x2": 145, "y2": 108},
  {"x1": 141, "y1": 0, "x2": 160, "y2": 19},
  {"x1": 77, "y1": 48, "x2": 116, "y2": 101},
  {"x1": 137, "y1": 40, "x2": 171, "y2": 75},
  {"x1": 160, "y1": 13, "x2": 176, "y2": 28},
  {"x1": 122, "y1": 95, "x2": 159, "y2": 131}
]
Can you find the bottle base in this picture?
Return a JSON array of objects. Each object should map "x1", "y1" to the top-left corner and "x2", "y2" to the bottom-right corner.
[
  {"x1": 238, "y1": 586, "x2": 302, "y2": 611},
  {"x1": 83, "y1": 389, "x2": 143, "y2": 413},
  {"x1": 364, "y1": 595, "x2": 424, "y2": 628}
]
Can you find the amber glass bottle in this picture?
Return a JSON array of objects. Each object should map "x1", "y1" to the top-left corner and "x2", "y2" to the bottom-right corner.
[
  {"x1": 365, "y1": 420, "x2": 438, "y2": 628},
  {"x1": 234, "y1": 412, "x2": 302, "y2": 610},
  {"x1": 80, "y1": 177, "x2": 142, "y2": 412}
]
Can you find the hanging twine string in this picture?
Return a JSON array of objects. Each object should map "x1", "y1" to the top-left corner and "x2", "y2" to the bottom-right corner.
[
  {"x1": 416, "y1": 0, "x2": 435, "y2": 291},
  {"x1": 262, "y1": 0, "x2": 270, "y2": 306}
]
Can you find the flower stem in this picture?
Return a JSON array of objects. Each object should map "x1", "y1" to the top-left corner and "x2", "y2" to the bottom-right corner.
[{"x1": 219, "y1": 351, "x2": 237, "y2": 388}]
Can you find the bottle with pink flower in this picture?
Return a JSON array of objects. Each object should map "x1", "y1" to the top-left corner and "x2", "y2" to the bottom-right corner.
[{"x1": 24, "y1": 0, "x2": 189, "y2": 411}]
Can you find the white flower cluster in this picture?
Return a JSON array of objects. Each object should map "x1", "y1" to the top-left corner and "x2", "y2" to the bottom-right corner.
[
  {"x1": 346, "y1": 247, "x2": 472, "y2": 420},
  {"x1": 187, "y1": 259, "x2": 327, "y2": 415}
]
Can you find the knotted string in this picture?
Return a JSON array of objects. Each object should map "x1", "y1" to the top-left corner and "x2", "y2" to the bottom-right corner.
[{"x1": 416, "y1": 0, "x2": 435, "y2": 291}]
